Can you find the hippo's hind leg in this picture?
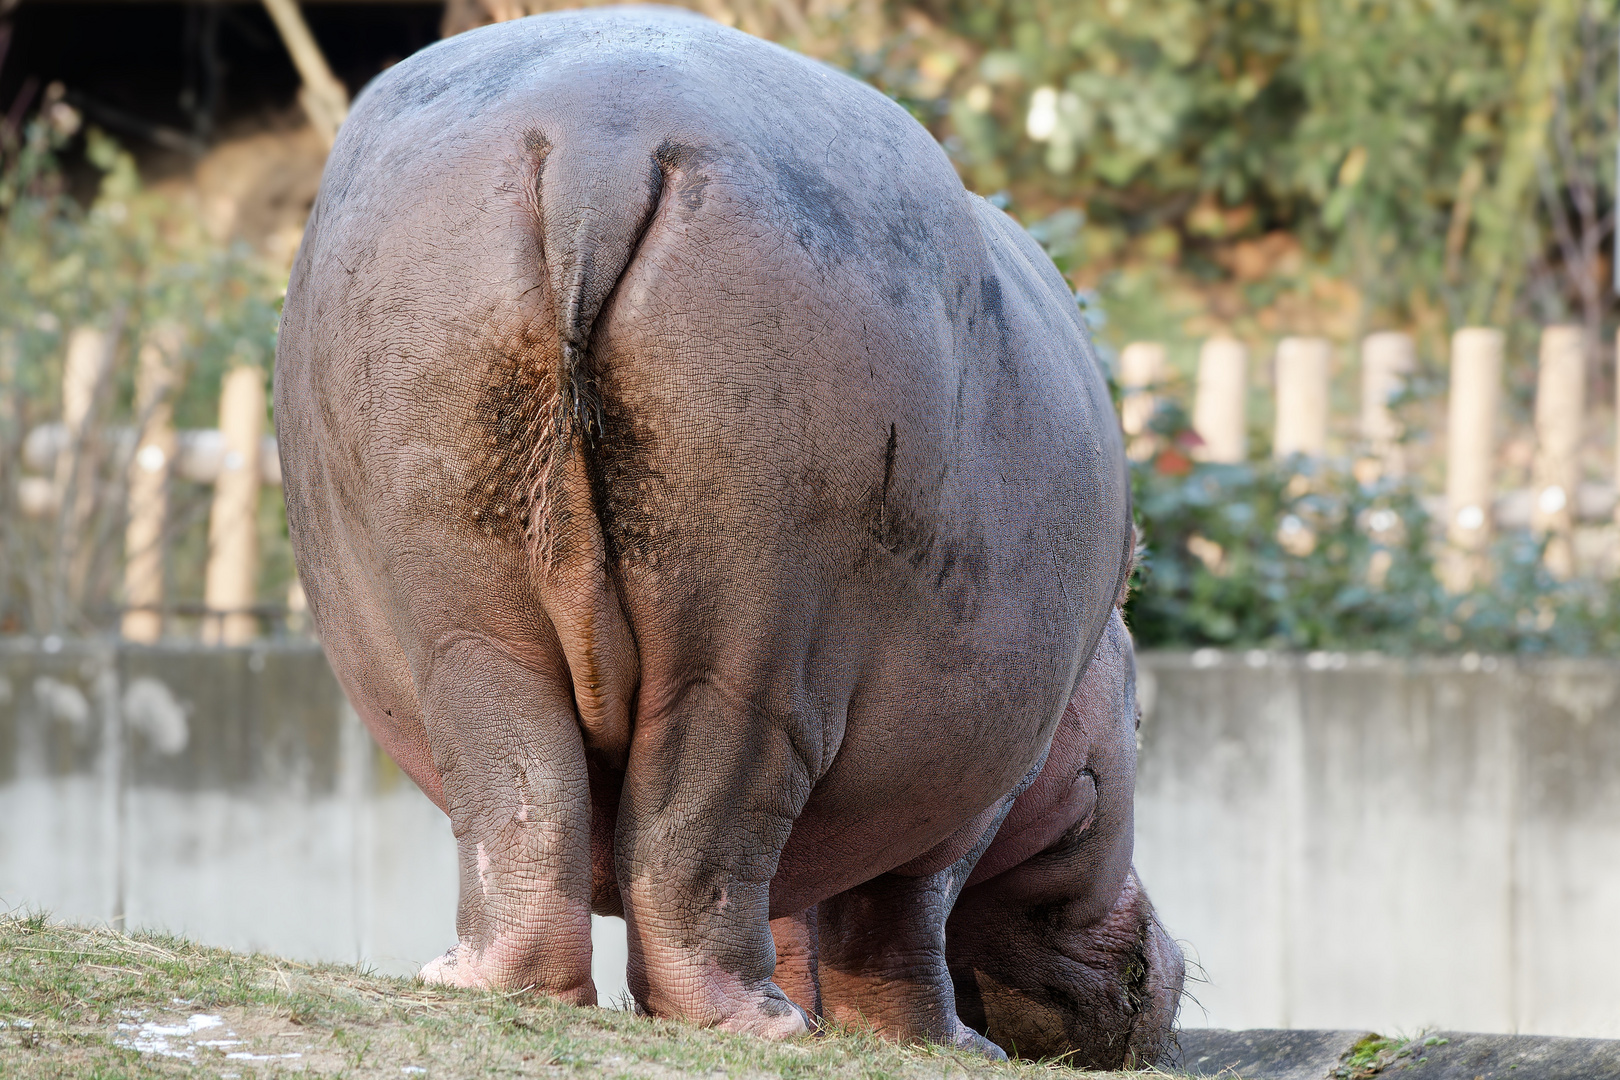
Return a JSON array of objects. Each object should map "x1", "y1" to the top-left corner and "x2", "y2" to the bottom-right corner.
[
  {"x1": 415, "y1": 632, "x2": 596, "y2": 1003},
  {"x1": 814, "y1": 825, "x2": 1008, "y2": 1058},
  {"x1": 614, "y1": 681, "x2": 815, "y2": 1037}
]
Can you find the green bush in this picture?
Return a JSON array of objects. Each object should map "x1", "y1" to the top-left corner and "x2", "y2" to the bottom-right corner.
[{"x1": 1126, "y1": 402, "x2": 1620, "y2": 656}]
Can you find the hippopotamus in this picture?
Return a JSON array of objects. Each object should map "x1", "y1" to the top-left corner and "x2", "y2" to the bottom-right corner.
[{"x1": 274, "y1": 6, "x2": 1182, "y2": 1066}]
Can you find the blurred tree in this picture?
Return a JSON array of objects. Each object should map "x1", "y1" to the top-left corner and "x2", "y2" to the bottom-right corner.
[
  {"x1": 0, "y1": 99, "x2": 286, "y2": 636},
  {"x1": 925, "y1": 0, "x2": 1615, "y2": 354}
]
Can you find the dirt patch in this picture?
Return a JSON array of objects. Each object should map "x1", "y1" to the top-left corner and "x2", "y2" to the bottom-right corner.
[{"x1": 147, "y1": 120, "x2": 327, "y2": 272}]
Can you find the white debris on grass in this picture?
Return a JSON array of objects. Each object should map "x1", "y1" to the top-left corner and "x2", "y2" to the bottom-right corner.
[
  {"x1": 112, "y1": 1012, "x2": 301, "y2": 1062},
  {"x1": 226, "y1": 1051, "x2": 305, "y2": 1061}
]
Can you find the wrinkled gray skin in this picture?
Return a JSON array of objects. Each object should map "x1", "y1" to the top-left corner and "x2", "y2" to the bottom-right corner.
[{"x1": 275, "y1": 6, "x2": 1182, "y2": 1066}]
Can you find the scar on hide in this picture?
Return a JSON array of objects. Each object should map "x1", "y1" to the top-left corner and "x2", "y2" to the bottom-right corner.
[{"x1": 879, "y1": 422, "x2": 897, "y2": 529}]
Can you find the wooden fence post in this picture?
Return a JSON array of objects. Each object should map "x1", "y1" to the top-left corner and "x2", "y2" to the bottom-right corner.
[
  {"x1": 203, "y1": 366, "x2": 264, "y2": 645},
  {"x1": 1444, "y1": 327, "x2": 1503, "y2": 590},
  {"x1": 1532, "y1": 325, "x2": 1584, "y2": 578},
  {"x1": 55, "y1": 328, "x2": 106, "y2": 507},
  {"x1": 1193, "y1": 337, "x2": 1247, "y2": 463},
  {"x1": 1273, "y1": 336, "x2": 1331, "y2": 459},
  {"x1": 122, "y1": 325, "x2": 182, "y2": 643},
  {"x1": 286, "y1": 576, "x2": 310, "y2": 636},
  {"x1": 52, "y1": 328, "x2": 113, "y2": 626},
  {"x1": 1360, "y1": 331, "x2": 1414, "y2": 476},
  {"x1": 1119, "y1": 341, "x2": 1166, "y2": 459}
]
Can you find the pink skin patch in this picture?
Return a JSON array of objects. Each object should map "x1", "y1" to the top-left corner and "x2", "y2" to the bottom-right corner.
[
  {"x1": 476, "y1": 842, "x2": 493, "y2": 898},
  {"x1": 419, "y1": 942, "x2": 487, "y2": 988},
  {"x1": 418, "y1": 845, "x2": 498, "y2": 987}
]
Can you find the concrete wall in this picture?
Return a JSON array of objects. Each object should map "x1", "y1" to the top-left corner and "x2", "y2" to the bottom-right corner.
[
  {"x1": 2, "y1": 640, "x2": 1617, "y2": 1036},
  {"x1": 1133, "y1": 649, "x2": 1620, "y2": 1038},
  {"x1": 0, "y1": 638, "x2": 628, "y2": 1002},
  {"x1": 0, "y1": 639, "x2": 449, "y2": 968}
]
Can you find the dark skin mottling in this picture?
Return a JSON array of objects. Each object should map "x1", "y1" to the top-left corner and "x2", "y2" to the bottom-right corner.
[{"x1": 274, "y1": 6, "x2": 1181, "y2": 1066}]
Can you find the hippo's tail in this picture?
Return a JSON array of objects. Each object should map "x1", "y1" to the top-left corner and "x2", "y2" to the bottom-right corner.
[
  {"x1": 513, "y1": 131, "x2": 676, "y2": 767},
  {"x1": 528, "y1": 132, "x2": 669, "y2": 448}
]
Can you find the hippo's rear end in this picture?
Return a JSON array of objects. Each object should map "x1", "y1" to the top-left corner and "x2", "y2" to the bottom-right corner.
[{"x1": 275, "y1": 6, "x2": 1181, "y2": 1064}]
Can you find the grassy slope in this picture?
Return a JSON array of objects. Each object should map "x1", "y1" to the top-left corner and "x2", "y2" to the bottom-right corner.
[{"x1": 0, "y1": 915, "x2": 1132, "y2": 1079}]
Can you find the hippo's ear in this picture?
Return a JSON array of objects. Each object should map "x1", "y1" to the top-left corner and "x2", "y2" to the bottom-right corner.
[{"x1": 1114, "y1": 523, "x2": 1140, "y2": 609}]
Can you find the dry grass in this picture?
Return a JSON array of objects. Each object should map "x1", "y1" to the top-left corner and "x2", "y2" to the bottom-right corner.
[{"x1": 0, "y1": 913, "x2": 1150, "y2": 1079}]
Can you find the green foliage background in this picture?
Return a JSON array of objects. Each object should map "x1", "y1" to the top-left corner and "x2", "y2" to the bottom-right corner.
[
  {"x1": 827, "y1": 0, "x2": 1617, "y2": 352},
  {"x1": 0, "y1": 110, "x2": 287, "y2": 635}
]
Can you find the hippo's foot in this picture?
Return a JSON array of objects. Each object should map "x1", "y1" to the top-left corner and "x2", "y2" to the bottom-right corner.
[
  {"x1": 946, "y1": 868, "x2": 1183, "y2": 1067},
  {"x1": 712, "y1": 991, "x2": 815, "y2": 1039},
  {"x1": 420, "y1": 940, "x2": 597, "y2": 1006},
  {"x1": 413, "y1": 636, "x2": 598, "y2": 1006},
  {"x1": 616, "y1": 679, "x2": 823, "y2": 1040},
  {"x1": 816, "y1": 868, "x2": 1001, "y2": 1056},
  {"x1": 629, "y1": 940, "x2": 812, "y2": 1039},
  {"x1": 948, "y1": 1021, "x2": 1011, "y2": 1060}
]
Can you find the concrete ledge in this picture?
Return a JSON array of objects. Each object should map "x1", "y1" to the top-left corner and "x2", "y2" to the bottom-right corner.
[
  {"x1": 1416, "y1": 1033, "x2": 1620, "y2": 1080},
  {"x1": 1175, "y1": 1029, "x2": 1620, "y2": 1079},
  {"x1": 1176, "y1": 1029, "x2": 1372, "y2": 1079}
]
